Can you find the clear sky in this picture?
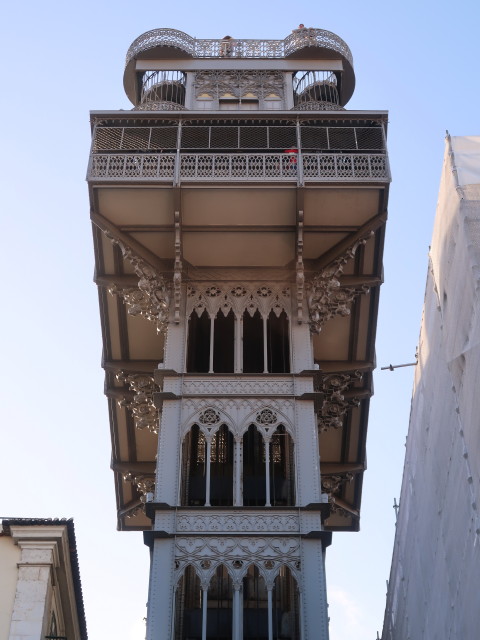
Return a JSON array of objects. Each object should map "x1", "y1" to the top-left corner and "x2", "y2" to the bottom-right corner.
[{"x1": 1, "y1": 1, "x2": 479, "y2": 638}]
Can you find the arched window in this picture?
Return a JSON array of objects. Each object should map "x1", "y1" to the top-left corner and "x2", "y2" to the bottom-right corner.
[
  {"x1": 181, "y1": 424, "x2": 234, "y2": 507},
  {"x1": 270, "y1": 426, "x2": 295, "y2": 507},
  {"x1": 243, "y1": 565, "x2": 268, "y2": 640},
  {"x1": 187, "y1": 310, "x2": 211, "y2": 373},
  {"x1": 175, "y1": 565, "x2": 202, "y2": 640},
  {"x1": 243, "y1": 425, "x2": 266, "y2": 506},
  {"x1": 272, "y1": 567, "x2": 300, "y2": 640},
  {"x1": 181, "y1": 424, "x2": 206, "y2": 506},
  {"x1": 243, "y1": 424, "x2": 295, "y2": 507},
  {"x1": 186, "y1": 307, "x2": 290, "y2": 374},
  {"x1": 210, "y1": 425, "x2": 234, "y2": 507},
  {"x1": 207, "y1": 564, "x2": 233, "y2": 638}
]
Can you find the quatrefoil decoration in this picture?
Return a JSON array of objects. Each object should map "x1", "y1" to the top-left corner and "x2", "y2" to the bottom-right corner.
[
  {"x1": 257, "y1": 286, "x2": 272, "y2": 297},
  {"x1": 199, "y1": 408, "x2": 221, "y2": 425},
  {"x1": 205, "y1": 286, "x2": 221, "y2": 297},
  {"x1": 231, "y1": 286, "x2": 247, "y2": 297},
  {"x1": 256, "y1": 408, "x2": 277, "y2": 425}
]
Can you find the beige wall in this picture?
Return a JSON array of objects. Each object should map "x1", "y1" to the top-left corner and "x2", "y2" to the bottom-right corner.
[{"x1": 0, "y1": 536, "x2": 20, "y2": 640}]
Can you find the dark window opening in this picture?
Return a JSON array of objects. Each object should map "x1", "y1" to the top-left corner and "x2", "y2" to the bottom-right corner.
[
  {"x1": 181, "y1": 425, "x2": 207, "y2": 506},
  {"x1": 243, "y1": 311, "x2": 264, "y2": 373},
  {"x1": 243, "y1": 565, "x2": 268, "y2": 640},
  {"x1": 187, "y1": 310, "x2": 210, "y2": 373},
  {"x1": 213, "y1": 310, "x2": 235, "y2": 373},
  {"x1": 206, "y1": 565, "x2": 233, "y2": 639},
  {"x1": 176, "y1": 566, "x2": 202, "y2": 640},
  {"x1": 270, "y1": 426, "x2": 295, "y2": 506},
  {"x1": 210, "y1": 425, "x2": 234, "y2": 506},
  {"x1": 267, "y1": 310, "x2": 290, "y2": 373},
  {"x1": 243, "y1": 425, "x2": 266, "y2": 506},
  {"x1": 272, "y1": 567, "x2": 300, "y2": 640}
]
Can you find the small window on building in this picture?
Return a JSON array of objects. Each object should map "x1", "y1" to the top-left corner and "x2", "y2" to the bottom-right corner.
[
  {"x1": 243, "y1": 310, "x2": 264, "y2": 373},
  {"x1": 187, "y1": 310, "x2": 210, "y2": 373}
]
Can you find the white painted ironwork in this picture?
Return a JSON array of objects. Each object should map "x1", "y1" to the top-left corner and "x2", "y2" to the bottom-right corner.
[
  {"x1": 89, "y1": 152, "x2": 389, "y2": 182},
  {"x1": 125, "y1": 28, "x2": 353, "y2": 66}
]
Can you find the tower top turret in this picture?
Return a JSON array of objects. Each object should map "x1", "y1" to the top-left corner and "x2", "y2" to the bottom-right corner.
[{"x1": 123, "y1": 27, "x2": 355, "y2": 109}]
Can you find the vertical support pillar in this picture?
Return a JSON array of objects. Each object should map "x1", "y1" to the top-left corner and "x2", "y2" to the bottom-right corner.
[
  {"x1": 209, "y1": 314, "x2": 215, "y2": 373},
  {"x1": 263, "y1": 315, "x2": 268, "y2": 373},
  {"x1": 239, "y1": 585, "x2": 244, "y2": 640},
  {"x1": 201, "y1": 587, "x2": 208, "y2": 640},
  {"x1": 234, "y1": 314, "x2": 242, "y2": 373},
  {"x1": 239, "y1": 314, "x2": 244, "y2": 372},
  {"x1": 170, "y1": 586, "x2": 176, "y2": 640},
  {"x1": 205, "y1": 437, "x2": 212, "y2": 506},
  {"x1": 234, "y1": 437, "x2": 242, "y2": 506},
  {"x1": 296, "y1": 118, "x2": 304, "y2": 187},
  {"x1": 267, "y1": 587, "x2": 274, "y2": 640},
  {"x1": 233, "y1": 584, "x2": 241, "y2": 640},
  {"x1": 265, "y1": 437, "x2": 271, "y2": 507},
  {"x1": 298, "y1": 587, "x2": 305, "y2": 640},
  {"x1": 174, "y1": 120, "x2": 182, "y2": 186}
]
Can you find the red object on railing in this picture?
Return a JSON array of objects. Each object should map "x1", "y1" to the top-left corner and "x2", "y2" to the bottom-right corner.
[{"x1": 284, "y1": 148, "x2": 298, "y2": 164}]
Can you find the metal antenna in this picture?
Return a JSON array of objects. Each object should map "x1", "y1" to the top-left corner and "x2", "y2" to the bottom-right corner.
[
  {"x1": 393, "y1": 497, "x2": 399, "y2": 520},
  {"x1": 381, "y1": 352, "x2": 418, "y2": 371}
]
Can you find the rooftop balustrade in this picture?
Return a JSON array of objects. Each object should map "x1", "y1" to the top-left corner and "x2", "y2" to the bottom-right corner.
[{"x1": 125, "y1": 28, "x2": 353, "y2": 66}]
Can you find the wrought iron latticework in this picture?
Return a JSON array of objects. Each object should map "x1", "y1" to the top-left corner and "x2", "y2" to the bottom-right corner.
[{"x1": 125, "y1": 28, "x2": 353, "y2": 65}]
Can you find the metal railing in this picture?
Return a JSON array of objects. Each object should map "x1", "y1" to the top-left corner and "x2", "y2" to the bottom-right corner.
[
  {"x1": 125, "y1": 28, "x2": 353, "y2": 67},
  {"x1": 93, "y1": 125, "x2": 386, "y2": 153},
  {"x1": 88, "y1": 152, "x2": 390, "y2": 183}
]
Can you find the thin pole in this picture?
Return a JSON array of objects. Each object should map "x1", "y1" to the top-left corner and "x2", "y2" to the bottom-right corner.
[
  {"x1": 234, "y1": 439, "x2": 242, "y2": 506},
  {"x1": 263, "y1": 316, "x2": 268, "y2": 373},
  {"x1": 233, "y1": 585, "x2": 241, "y2": 640},
  {"x1": 209, "y1": 315, "x2": 215, "y2": 373},
  {"x1": 267, "y1": 588, "x2": 273, "y2": 640},
  {"x1": 205, "y1": 438, "x2": 212, "y2": 506},
  {"x1": 201, "y1": 588, "x2": 208, "y2": 640},
  {"x1": 265, "y1": 439, "x2": 271, "y2": 507}
]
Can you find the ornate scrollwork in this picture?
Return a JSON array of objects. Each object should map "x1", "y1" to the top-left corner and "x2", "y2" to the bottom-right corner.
[
  {"x1": 307, "y1": 234, "x2": 373, "y2": 333},
  {"x1": 321, "y1": 473, "x2": 353, "y2": 497},
  {"x1": 256, "y1": 408, "x2": 278, "y2": 425},
  {"x1": 318, "y1": 371, "x2": 362, "y2": 431},
  {"x1": 174, "y1": 536, "x2": 301, "y2": 590},
  {"x1": 186, "y1": 282, "x2": 290, "y2": 319},
  {"x1": 194, "y1": 70, "x2": 284, "y2": 102},
  {"x1": 117, "y1": 373, "x2": 159, "y2": 433},
  {"x1": 105, "y1": 233, "x2": 170, "y2": 333},
  {"x1": 123, "y1": 472, "x2": 156, "y2": 503},
  {"x1": 198, "y1": 408, "x2": 221, "y2": 426}
]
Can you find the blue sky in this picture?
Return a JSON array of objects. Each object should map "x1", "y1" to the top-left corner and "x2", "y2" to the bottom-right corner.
[{"x1": 1, "y1": 0, "x2": 479, "y2": 638}]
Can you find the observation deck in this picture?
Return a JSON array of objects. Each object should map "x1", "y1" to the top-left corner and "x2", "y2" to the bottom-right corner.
[
  {"x1": 88, "y1": 117, "x2": 390, "y2": 185},
  {"x1": 123, "y1": 27, "x2": 355, "y2": 107}
]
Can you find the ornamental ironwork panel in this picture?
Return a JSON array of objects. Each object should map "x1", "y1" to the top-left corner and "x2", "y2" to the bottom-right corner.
[{"x1": 125, "y1": 28, "x2": 353, "y2": 65}]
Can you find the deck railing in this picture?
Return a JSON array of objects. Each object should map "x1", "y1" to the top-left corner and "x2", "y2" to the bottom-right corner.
[
  {"x1": 88, "y1": 152, "x2": 390, "y2": 183},
  {"x1": 125, "y1": 28, "x2": 353, "y2": 67}
]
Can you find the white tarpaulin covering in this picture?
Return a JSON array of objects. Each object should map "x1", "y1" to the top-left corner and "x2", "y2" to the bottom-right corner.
[{"x1": 382, "y1": 137, "x2": 480, "y2": 639}]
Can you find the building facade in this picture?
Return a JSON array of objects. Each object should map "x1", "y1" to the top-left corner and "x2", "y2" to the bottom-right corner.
[
  {"x1": 87, "y1": 27, "x2": 390, "y2": 640},
  {"x1": 381, "y1": 136, "x2": 480, "y2": 639},
  {"x1": 0, "y1": 519, "x2": 87, "y2": 640}
]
